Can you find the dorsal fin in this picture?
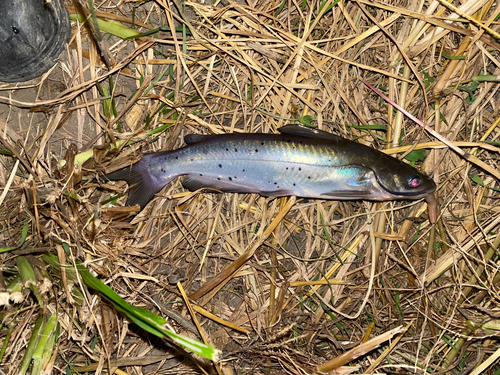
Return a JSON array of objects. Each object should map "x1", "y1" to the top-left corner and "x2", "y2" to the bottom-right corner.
[
  {"x1": 184, "y1": 134, "x2": 212, "y2": 144},
  {"x1": 278, "y1": 124, "x2": 344, "y2": 142}
]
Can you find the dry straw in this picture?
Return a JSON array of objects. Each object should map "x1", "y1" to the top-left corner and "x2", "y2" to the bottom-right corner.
[{"x1": 0, "y1": 0, "x2": 499, "y2": 374}]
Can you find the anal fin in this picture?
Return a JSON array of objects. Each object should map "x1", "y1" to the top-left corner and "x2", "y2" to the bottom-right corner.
[
  {"x1": 181, "y1": 175, "x2": 260, "y2": 194},
  {"x1": 260, "y1": 189, "x2": 294, "y2": 197}
]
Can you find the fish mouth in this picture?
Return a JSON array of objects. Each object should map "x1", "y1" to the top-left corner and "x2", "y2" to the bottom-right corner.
[{"x1": 376, "y1": 178, "x2": 436, "y2": 199}]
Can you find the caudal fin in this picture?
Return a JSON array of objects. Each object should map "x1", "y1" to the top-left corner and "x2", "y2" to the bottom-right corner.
[{"x1": 105, "y1": 156, "x2": 167, "y2": 210}]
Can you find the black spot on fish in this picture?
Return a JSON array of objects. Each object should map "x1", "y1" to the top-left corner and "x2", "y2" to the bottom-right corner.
[
  {"x1": 200, "y1": 174, "x2": 203, "y2": 176},
  {"x1": 274, "y1": 182, "x2": 277, "y2": 185},
  {"x1": 286, "y1": 167, "x2": 289, "y2": 170},
  {"x1": 255, "y1": 149, "x2": 259, "y2": 152},
  {"x1": 229, "y1": 177, "x2": 232, "y2": 181},
  {"x1": 308, "y1": 176, "x2": 311, "y2": 179},
  {"x1": 191, "y1": 159, "x2": 193, "y2": 161},
  {"x1": 235, "y1": 148, "x2": 238, "y2": 152},
  {"x1": 242, "y1": 169, "x2": 245, "y2": 172},
  {"x1": 234, "y1": 176, "x2": 237, "y2": 179},
  {"x1": 287, "y1": 139, "x2": 291, "y2": 143},
  {"x1": 261, "y1": 142, "x2": 264, "y2": 145},
  {"x1": 217, "y1": 177, "x2": 221, "y2": 180},
  {"x1": 175, "y1": 156, "x2": 178, "y2": 159},
  {"x1": 226, "y1": 148, "x2": 229, "y2": 151},
  {"x1": 219, "y1": 164, "x2": 222, "y2": 168},
  {"x1": 299, "y1": 168, "x2": 302, "y2": 171},
  {"x1": 293, "y1": 183, "x2": 296, "y2": 186}
]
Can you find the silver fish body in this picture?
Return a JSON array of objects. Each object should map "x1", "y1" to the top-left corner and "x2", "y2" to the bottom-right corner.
[{"x1": 105, "y1": 125, "x2": 436, "y2": 209}]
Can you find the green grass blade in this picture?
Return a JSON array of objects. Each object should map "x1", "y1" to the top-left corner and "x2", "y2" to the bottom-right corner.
[
  {"x1": 77, "y1": 263, "x2": 220, "y2": 360},
  {"x1": 18, "y1": 315, "x2": 45, "y2": 375},
  {"x1": 87, "y1": 0, "x2": 103, "y2": 41},
  {"x1": 0, "y1": 221, "x2": 29, "y2": 252},
  {"x1": 19, "y1": 222, "x2": 29, "y2": 246},
  {"x1": 16, "y1": 256, "x2": 43, "y2": 307},
  {"x1": 42, "y1": 253, "x2": 220, "y2": 361},
  {"x1": 70, "y1": 14, "x2": 141, "y2": 39},
  {"x1": 0, "y1": 246, "x2": 18, "y2": 253},
  {"x1": 31, "y1": 314, "x2": 58, "y2": 375},
  {"x1": 0, "y1": 326, "x2": 13, "y2": 361}
]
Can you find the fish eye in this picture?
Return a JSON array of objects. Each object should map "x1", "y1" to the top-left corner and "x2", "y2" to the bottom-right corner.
[{"x1": 408, "y1": 175, "x2": 421, "y2": 188}]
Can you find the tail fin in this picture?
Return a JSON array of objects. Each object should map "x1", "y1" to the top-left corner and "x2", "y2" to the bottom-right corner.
[{"x1": 105, "y1": 156, "x2": 168, "y2": 210}]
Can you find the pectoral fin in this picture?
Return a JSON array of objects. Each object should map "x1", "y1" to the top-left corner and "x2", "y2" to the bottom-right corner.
[{"x1": 322, "y1": 165, "x2": 380, "y2": 199}]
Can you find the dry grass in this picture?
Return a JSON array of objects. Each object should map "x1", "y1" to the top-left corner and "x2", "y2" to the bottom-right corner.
[{"x1": 1, "y1": 0, "x2": 500, "y2": 374}]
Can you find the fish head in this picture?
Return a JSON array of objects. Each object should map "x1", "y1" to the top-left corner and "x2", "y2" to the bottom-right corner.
[{"x1": 372, "y1": 162, "x2": 436, "y2": 199}]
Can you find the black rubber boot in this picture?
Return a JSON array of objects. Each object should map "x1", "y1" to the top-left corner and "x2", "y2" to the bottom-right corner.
[{"x1": 0, "y1": 0, "x2": 71, "y2": 82}]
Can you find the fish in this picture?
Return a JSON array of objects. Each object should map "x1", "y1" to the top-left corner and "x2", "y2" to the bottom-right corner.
[{"x1": 104, "y1": 124, "x2": 436, "y2": 212}]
